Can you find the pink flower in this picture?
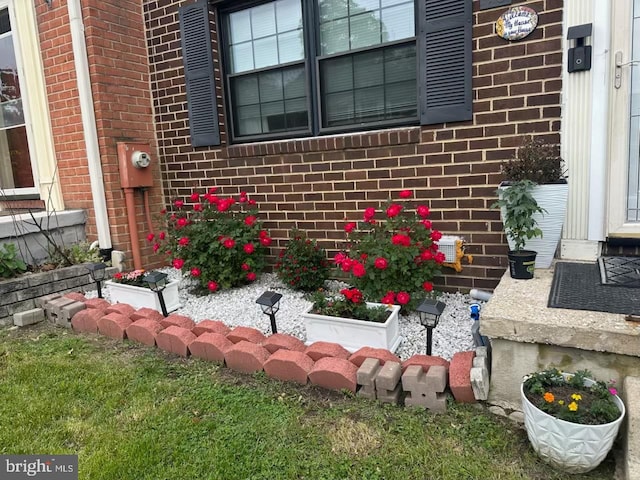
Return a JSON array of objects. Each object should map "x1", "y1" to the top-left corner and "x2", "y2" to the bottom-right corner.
[
  {"x1": 193, "y1": 203, "x2": 203, "y2": 212},
  {"x1": 399, "y1": 190, "x2": 412, "y2": 199},
  {"x1": 386, "y1": 204, "x2": 403, "y2": 218},
  {"x1": 374, "y1": 257, "x2": 388, "y2": 270},
  {"x1": 417, "y1": 205, "x2": 430, "y2": 218},
  {"x1": 430, "y1": 230, "x2": 443, "y2": 241},
  {"x1": 177, "y1": 217, "x2": 188, "y2": 228},
  {"x1": 190, "y1": 193, "x2": 200, "y2": 202},
  {"x1": 244, "y1": 215, "x2": 257, "y2": 226},
  {"x1": 243, "y1": 243, "x2": 255, "y2": 254},
  {"x1": 609, "y1": 387, "x2": 618, "y2": 396},
  {"x1": 223, "y1": 238, "x2": 235, "y2": 249},
  {"x1": 423, "y1": 281, "x2": 434, "y2": 292},
  {"x1": 396, "y1": 291, "x2": 411, "y2": 305},
  {"x1": 190, "y1": 267, "x2": 201, "y2": 277},
  {"x1": 153, "y1": 243, "x2": 160, "y2": 253},
  {"x1": 178, "y1": 237, "x2": 189, "y2": 246},
  {"x1": 172, "y1": 258, "x2": 184, "y2": 269},
  {"x1": 241, "y1": 263, "x2": 250, "y2": 271},
  {"x1": 352, "y1": 262, "x2": 366, "y2": 278},
  {"x1": 159, "y1": 231, "x2": 166, "y2": 240},
  {"x1": 207, "y1": 280, "x2": 218, "y2": 292},
  {"x1": 174, "y1": 199, "x2": 184, "y2": 208},
  {"x1": 344, "y1": 222, "x2": 357, "y2": 233},
  {"x1": 363, "y1": 207, "x2": 376, "y2": 221},
  {"x1": 146, "y1": 233, "x2": 155, "y2": 242},
  {"x1": 246, "y1": 272, "x2": 257, "y2": 281}
]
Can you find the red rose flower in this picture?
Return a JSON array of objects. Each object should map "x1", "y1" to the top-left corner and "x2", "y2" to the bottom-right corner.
[
  {"x1": 113, "y1": 272, "x2": 123, "y2": 280},
  {"x1": 344, "y1": 222, "x2": 357, "y2": 233},
  {"x1": 206, "y1": 194, "x2": 219, "y2": 204},
  {"x1": 422, "y1": 281, "x2": 434, "y2": 292},
  {"x1": 241, "y1": 263, "x2": 250, "y2": 271},
  {"x1": 333, "y1": 252, "x2": 347, "y2": 265},
  {"x1": 178, "y1": 237, "x2": 189, "y2": 246},
  {"x1": 244, "y1": 215, "x2": 257, "y2": 226},
  {"x1": 146, "y1": 233, "x2": 154, "y2": 242},
  {"x1": 421, "y1": 219, "x2": 432, "y2": 229},
  {"x1": 399, "y1": 190, "x2": 412, "y2": 199},
  {"x1": 207, "y1": 280, "x2": 218, "y2": 292},
  {"x1": 153, "y1": 243, "x2": 160, "y2": 253},
  {"x1": 176, "y1": 217, "x2": 188, "y2": 228},
  {"x1": 174, "y1": 199, "x2": 184, "y2": 208},
  {"x1": 431, "y1": 230, "x2": 443, "y2": 241},
  {"x1": 190, "y1": 267, "x2": 201, "y2": 277},
  {"x1": 352, "y1": 262, "x2": 366, "y2": 278},
  {"x1": 340, "y1": 258, "x2": 353, "y2": 272},
  {"x1": 435, "y1": 252, "x2": 446, "y2": 263},
  {"x1": 259, "y1": 236, "x2": 272, "y2": 246},
  {"x1": 381, "y1": 291, "x2": 395, "y2": 304},
  {"x1": 159, "y1": 231, "x2": 166, "y2": 240},
  {"x1": 172, "y1": 258, "x2": 184, "y2": 269},
  {"x1": 392, "y1": 234, "x2": 411, "y2": 246},
  {"x1": 363, "y1": 207, "x2": 376, "y2": 221},
  {"x1": 351, "y1": 290, "x2": 363, "y2": 303},
  {"x1": 248, "y1": 199, "x2": 256, "y2": 205},
  {"x1": 208, "y1": 187, "x2": 218, "y2": 194},
  {"x1": 396, "y1": 291, "x2": 411, "y2": 305},
  {"x1": 386, "y1": 204, "x2": 403, "y2": 218},
  {"x1": 190, "y1": 193, "x2": 199, "y2": 202},
  {"x1": 259, "y1": 230, "x2": 269, "y2": 238},
  {"x1": 217, "y1": 199, "x2": 231, "y2": 212},
  {"x1": 374, "y1": 257, "x2": 388, "y2": 270},
  {"x1": 246, "y1": 272, "x2": 257, "y2": 281},
  {"x1": 223, "y1": 238, "x2": 235, "y2": 249},
  {"x1": 420, "y1": 249, "x2": 433, "y2": 261},
  {"x1": 193, "y1": 203, "x2": 203, "y2": 212},
  {"x1": 417, "y1": 205, "x2": 430, "y2": 218},
  {"x1": 243, "y1": 243, "x2": 255, "y2": 254}
]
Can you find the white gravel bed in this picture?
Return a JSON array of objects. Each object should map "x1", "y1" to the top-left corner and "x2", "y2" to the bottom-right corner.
[{"x1": 94, "y1": 268, "x2": 483, "y2": 361}]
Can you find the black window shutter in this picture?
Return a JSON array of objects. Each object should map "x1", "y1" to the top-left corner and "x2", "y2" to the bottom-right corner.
[
  {"x1": 418, "y1": 0, "x2": 472, "y2": 125},
  {"x1": 179, "y1": 1, "x2": 221, "y2": 147}
]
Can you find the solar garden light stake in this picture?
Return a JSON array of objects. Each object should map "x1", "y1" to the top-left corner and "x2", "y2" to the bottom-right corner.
[
  {"x1": 144, "y1": 271, "x2": 169, "y2": 317},
  {"x1": 86, "y1": 262, "x2": 107, "y2": 299},
  {"x1": 256, "y1": 291, "x2": 283, "y2": 334},
  {"x1": 416, "y1": 298, "x2": 446, "y2": 356}
]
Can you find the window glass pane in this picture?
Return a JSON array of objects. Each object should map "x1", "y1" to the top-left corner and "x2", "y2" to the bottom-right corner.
[
  {"x1": 0, "y1": 126, "x2": 33, "y2": 189},
  {"x1": 259, "y1": 71, "x2": 284, "y2": 102},
  {"x1": 278, "y1": 30, "x2": 304, "y2": 63},
  {"x1": 353, "y1": 51, "x2": 383, "y2": 88},
  {"x1": 380, "y1": 3, "x2": 414, "y2": 42},
  {"x1": 229, "y1": 9, "x2": 252, "y2": 44},
  {"x1": 1, "y1": 98, "x2": 24, "y2": 128},
  {"x1": 381, "y1": 0, "x2": 409, "y2": 7},
  {"x1": 350, "y1": 0, "x2": 379, "y2": 13},
  {"x1": 236, "y1": 105, "x2": 262, "y2": 136},
  {"x1": 230, "y1": 42, "x2": 254, "y2": 73},
  {"x1": 283, "y1": 68, "x2": 306, "y2": 99},
  {"x1": 253, "y1": 36, "x2": 279, "y2": 69},
  {"x1": 350, "y1": 11, "x2": 381, "y2": 49},
  {"x1": 319, "y1": 18, "x2": 349, "y2": 55},
  {"x1": 231, "y1": 66, "x2": 308, "y2": 137},
  {"x1": 234, "y1": 76, "x2": 260, "y2": 106},
  {"x1": 324, "y1": 91, "x2": 354, "y2": 126},
  {"x1": 322, "y1": 56, "x2": 353, "y2": 93},
  {"x1": 319, "y1": 0, "x2": 348, "y2": 21},
  {"x1": 320, "y1": 43, "x2": 416, "y2": 127},
  {"x1": 276, "y1": 0, "x2": 302, "y2": 32},
  {"x1": 251, "y1": 3, "x2": 276, "y2": 39}
]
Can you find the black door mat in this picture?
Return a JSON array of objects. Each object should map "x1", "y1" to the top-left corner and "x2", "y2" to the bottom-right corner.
[
  {"x1": 548, "y1": 262, "x2": 640, "y2": 315},
  {"x1": 598, "y1": 256, "x2": 640, "y2": 287}
]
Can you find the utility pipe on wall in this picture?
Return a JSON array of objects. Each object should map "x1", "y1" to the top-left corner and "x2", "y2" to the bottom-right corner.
[
  {"x1": 68, "y1": 0, "x2": 112, "y2": 252},
  {"x1": 124, "y1": 188, "x2": 143, "y2": 270}
]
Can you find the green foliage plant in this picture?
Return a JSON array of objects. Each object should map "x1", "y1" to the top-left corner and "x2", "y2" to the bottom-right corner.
[
  {"x1": 48, "y1": 241, "x2": 103, "y2": 267},
  {"x1": 333, "y1": 190, "x2": 443, "y2": 310},
  {"x1": 501, "y1": 136, "x2": 566, "y2": 184},
  {"x1": 309, "y1": 288, "x2": 390, "y2": 323},
  {"x1": 275, "y1": 229, "x2": 329, "y2": 291},
  {"x1": 523, "y1": 368, "x2": 622, "y2": 425},
  {"x1": 492, "y1": 180, "x2": 546, "y2": 252},
  {"x1": 0, "y1": 243, "x2": 27, "y2": 278},
  {"x1": 151, "y1": 188, "x2": 271, "y2": 292}
]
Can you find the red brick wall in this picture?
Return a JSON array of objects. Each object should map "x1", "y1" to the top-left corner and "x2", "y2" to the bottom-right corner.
[
  {"x1": 143, "y1": 0, "x2": 563, "y2": 291},
  {"x1": 36, "y1": 0, "x2": 163, "y2": 268}
]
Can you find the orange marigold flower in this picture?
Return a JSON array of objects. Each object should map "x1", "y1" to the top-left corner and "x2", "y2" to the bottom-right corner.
[{"x1": 543, "y1": 392, "x2": 555, "y2": 403}]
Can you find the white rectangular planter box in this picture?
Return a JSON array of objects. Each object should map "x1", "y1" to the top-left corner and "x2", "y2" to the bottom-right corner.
[
  {"x1": 302, "y1": 302, "x2": 402, "y2": 353},
  {"x1": 105, "y1": 280, "x2": 181, "y2": 313}
]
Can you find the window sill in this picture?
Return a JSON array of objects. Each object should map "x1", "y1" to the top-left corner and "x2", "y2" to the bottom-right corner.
[{"x1": 224, "y1": 126, "x2": 421, "y2": 159}]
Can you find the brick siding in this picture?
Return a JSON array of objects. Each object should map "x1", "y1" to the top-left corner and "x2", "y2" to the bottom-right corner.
[{"x1": 143, "y1": 0, "x2": 563, "y2": 291}]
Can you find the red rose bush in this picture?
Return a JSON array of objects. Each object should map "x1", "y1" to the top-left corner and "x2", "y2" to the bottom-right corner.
[
  {"x1": 150, "y1": 188, "x2": 271, "y2": 292},
  {"x1": 333, "y1": 190, "x2": 444, "y2": 309}
]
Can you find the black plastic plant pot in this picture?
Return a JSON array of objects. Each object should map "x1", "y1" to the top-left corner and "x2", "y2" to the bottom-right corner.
[{"x1": 508, "y1": 250, "x2": 537, "y2": 280}]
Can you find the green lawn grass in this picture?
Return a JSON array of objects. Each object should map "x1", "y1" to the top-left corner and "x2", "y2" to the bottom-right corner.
[{"x1": 0, "y1": 324, "x2": 616, "y2": 480}]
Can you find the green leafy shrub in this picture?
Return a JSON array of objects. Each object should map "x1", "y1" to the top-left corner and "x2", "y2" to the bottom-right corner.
[
  {"x1": 333, "y1": 190, "x2": 443, "y2": 309},
  {"x1": 275, "y1": 230, "x2": 329, "y2": 291},
  {"x1": 523, "y1": 368, "x2": 622, "y2": 425},
  {"x1": 151, "y1": 188, "x2": 271, "y2": 292},
  {"x1": 49, "y1": 241, "x2": 103, "y2": 267},
  {"x1": 0, "y1": 243, "x2": 27, "y2": 278}
]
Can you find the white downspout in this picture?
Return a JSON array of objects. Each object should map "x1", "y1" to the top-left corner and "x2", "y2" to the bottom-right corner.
[
  {"x1": 588, "y1": 0, "x2": 611, "y2": 241},
  {"x1": 68, "y1": 0, "x2": 112, "y2": 250}
]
